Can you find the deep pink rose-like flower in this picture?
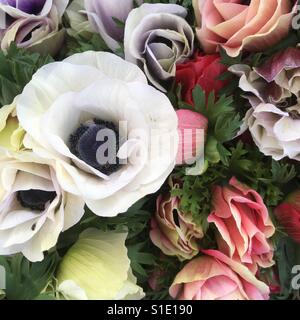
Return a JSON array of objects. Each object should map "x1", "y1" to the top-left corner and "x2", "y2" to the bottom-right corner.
[
  {"x1": 193, "y1": 0, "x2": 297, "y2": 57},
  {"x1": 208, "y1": 177, "x2": 275, "y2": 273},
  {"x1": 169, "y1": 249, "x2": 270, "y2": 300}
]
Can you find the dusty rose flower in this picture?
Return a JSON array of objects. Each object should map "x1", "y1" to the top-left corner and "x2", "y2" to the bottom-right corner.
[
  {"x1": 193, "y1": 0, "x2": 297, "y2": 57},
  {"x1": 0, "y1": 0, "x2": 68, "y2": 55},
  {"x1": 150, "y1": 181, "x2": 203, "y2": 261},
  {"x1": 208, "y1": 177, "x2": 275, "y2": 273},
  {"x1": 169, "y1": 249, "x2": 270, "y2": 300},
  {"x1": 230, "y1": 48, "x2": 300, "y2": 161},
  {"x1": 176, "y1": 109, "x2": 208, "y2": 166}
]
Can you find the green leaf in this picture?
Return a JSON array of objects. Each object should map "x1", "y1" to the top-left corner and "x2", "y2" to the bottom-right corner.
[
  {"x1": 112, "y1": 17, "x2": 125, "y2": 29},
  {"x1": 219, "y1": 46, "x2": 242, "y2": 67},
  {"x1": 127, "y1": 242, "x2": 156, "y2": 278},
  {"x1": 275, "y1": 237, "x2": 300, "y2": 299},
  {"x1": 0, "y1": 43, "x2": 53, "y2": 106},
  {"x1": 192, "y1": 85, "x2": 206, "y2": 115},
  {"x1": 0, "y1": 252, "x2": 59, "y2": 300},
  {"x1": 65, "y1": 33, "x2": 110, "y2": 57},
  {"x1": 271, "y1": 160, "x2": 296, "y2": 184},
  {"x1": 172, "y1": 165, "x2": 227, "y2": 230},
  {"x1": 190, "y1": 86, "x2": 241, "y2": 160}
]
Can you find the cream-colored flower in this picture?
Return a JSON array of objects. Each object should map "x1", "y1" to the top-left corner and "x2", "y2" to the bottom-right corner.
[
  {"x1": 57, "y1": 228, "x2": 144, "y2": 300},
  {"x1": 0, "y1": 97, "x2": 24, "y2": 152},
  {"x1": 0, "y1": 150, "x2": 85, "y2": 262},
  {"x1": 17, "y1": 51, "x2": 178, "y2": 217}
]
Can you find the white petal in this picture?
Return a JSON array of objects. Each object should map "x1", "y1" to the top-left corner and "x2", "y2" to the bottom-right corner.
[
  {"x1": 274, "y1": 116, "x2": 300, "y2": 142},
  {"x1": 64, "y1": 51, "x2": 147, "y2": 84}
]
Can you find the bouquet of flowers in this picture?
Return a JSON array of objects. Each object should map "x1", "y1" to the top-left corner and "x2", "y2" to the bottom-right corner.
[{"x1": 0, "y1": 0, "x2": 299, "y2": 301}]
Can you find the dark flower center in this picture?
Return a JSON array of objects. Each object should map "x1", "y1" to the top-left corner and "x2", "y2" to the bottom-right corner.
[
  {"x1": 69, "y1": 119, "x2": 122, "y2": 176},
  {"x1": 288, "y1": 109, "x2": 300, "y2": 120},
  {"x1": 1, "y1": 0, "x2": 46, "y2": 15},
  {"x1": 17, "y1": 189, "x2": 56, "y2": 211}
]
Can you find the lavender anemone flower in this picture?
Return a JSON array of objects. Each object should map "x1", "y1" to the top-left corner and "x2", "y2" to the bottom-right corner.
[
  {"x1": 0, "y1": 0, "x2": 68, "y2": 55},
  {"x1": 0, "y1": 0, "x2": 47, "y2": 14},
  {"x1": 66, "y1": 0, "x2": 143, "y2": 51},
  {"x1": 124, "y1": 3, "x2": 194, "y2": 92}
]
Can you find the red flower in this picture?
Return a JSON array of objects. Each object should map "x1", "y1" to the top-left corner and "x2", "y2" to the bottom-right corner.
[
  {"x1": 176, "y1": 53, "x2": 227, "y2": 105},
  {"x1": 275, "y1": 190, "x2": 300, "y2": 243}
]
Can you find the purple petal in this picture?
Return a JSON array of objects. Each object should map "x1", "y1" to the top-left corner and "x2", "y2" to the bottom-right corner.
[
  {"x1": 0, "y1": 0, "x2": 46, "y2": 14},
  {"x1": 255, "y1": 48, "x2": 300, "y2": 83}
]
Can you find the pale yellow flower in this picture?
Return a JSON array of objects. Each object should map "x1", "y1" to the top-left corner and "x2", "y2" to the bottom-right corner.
[
  {"x1": 0, "y1": 98, "x2": 24, "y2": 151},
  {"x1": 57, "y1": 228, "x2": 144, "y2": 300}
]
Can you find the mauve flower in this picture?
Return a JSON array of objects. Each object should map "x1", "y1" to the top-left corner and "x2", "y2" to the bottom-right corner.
[
  {"x1": 0, "y1": 150, "x2": 85, "y2": 262},
  {"x1": 169, "y1": 250, "x2": 270, "y2": 300},
  {"x1": 0, "y1": 0, "x2": 68, "y2": 55},
  {"x1": 247, "y1": 104, "x2": 300, "y2": 161},
  {"x1": 83, "y1": 0, "x2": 143, "y2": 51},
  {"x1": 230, "y1": 48, "x2": 300, "y2": 161},
  {"x1": 176, "y1": 109, "x2": 208, "y2": 166},
  {"x1": 16, "y1": 51, "x2": 178, "y2": 217},
  {"x1": 124, "y1": 3, "x2": 194, "y2": 92},
  {"x1": 193, "y1": 0, "x2": 297, "y2": 57},
  {"x1": 275, "y1": 190, "x2": 300, "y2": 244},
  {"x1": 208, "y1": 177, "x2": 275, "y2": 273},
  {"x1": 150, "y1": 180, "x2": 204, "y2": 261}
]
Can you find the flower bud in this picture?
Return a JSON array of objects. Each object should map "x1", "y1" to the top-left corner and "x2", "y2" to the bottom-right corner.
[{"x1": 176, "y1": 109, "x2": 208, "y2": 166}]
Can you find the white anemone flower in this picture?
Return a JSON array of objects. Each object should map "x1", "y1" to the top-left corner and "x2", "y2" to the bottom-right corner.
[
  {"x1": 17, "y1": 51, "x2": 178, "y2": 217},
  {"x1": 0, "y1": 150, "x2": 85, "y2": 262}
]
